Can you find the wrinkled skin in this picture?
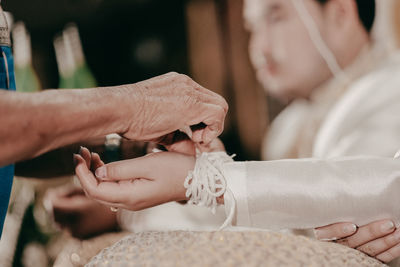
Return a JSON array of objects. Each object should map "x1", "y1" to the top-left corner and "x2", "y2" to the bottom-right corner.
[
  {"x1": 123, "y1": 72, "x2": 228, "y2": 145},
  {"x1": 0, "y1": 72, "x2": 228, "y2": 166}
]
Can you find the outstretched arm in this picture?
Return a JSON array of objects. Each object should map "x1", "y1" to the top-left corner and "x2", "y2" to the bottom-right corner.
[
  {"x1": 0, "y1": 72, "x2": 228, "y2": 167},
  {"x1": 0, "y1": 87, "x2": 129, "y2": 166},
  {"x1": 75, "y1": 150, "x2": 400, "y2": 264}
]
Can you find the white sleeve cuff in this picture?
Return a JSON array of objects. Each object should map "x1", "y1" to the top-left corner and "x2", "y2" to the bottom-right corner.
[{"x1": 222, "y1": 162, "x2": 252, "y2": 227}]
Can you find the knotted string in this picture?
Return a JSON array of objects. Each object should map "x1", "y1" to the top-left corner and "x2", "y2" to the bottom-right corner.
[{"x1": 184, "y1": 152, "x2": 235, "y2": 230}]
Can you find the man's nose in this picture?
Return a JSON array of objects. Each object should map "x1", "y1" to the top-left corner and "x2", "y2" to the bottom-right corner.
[{"x1": 249, "y1": 32, "x2": 270, "y2": 64}]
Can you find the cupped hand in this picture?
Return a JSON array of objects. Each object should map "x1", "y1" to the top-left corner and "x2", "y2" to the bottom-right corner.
[
  {"x1": 74, "y1": 147, "x2": 195, "y2": 211},
  {"x1": 122, "y1": 72, "x2": 228, "y2": 146},
  {"x1": 315, "y1": 220, "x2": 400, "y2": 263}
]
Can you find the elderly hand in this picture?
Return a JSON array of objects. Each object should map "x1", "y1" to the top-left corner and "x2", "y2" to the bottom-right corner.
[
  {"x1": 74, "y1": 147, "x2": 195, "y2": 211},
  {"x1": 315, "y1": 220, "x2": 400, "y2": 263},
  {"x1": 121, "y1": 72, "x2": 228, "y2": 146}
]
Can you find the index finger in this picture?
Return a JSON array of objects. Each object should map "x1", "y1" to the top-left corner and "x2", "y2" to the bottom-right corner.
[
  {"x1": 194, "y1": 84, "x2": 228, "y2": 113},
  {"x1": 315, "y1": 222, "x2": 357, "y2": 241}
]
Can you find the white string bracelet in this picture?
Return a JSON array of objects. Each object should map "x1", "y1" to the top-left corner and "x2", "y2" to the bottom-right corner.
[{"x1": 184, "y1": 152, "x2": 236, "y2": 230}]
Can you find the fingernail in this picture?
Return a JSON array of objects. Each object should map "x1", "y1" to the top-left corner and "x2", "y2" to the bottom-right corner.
[
  {"x1": 79, "y1": 146, "x2": 89, "y2": 154},
  {"x1": 314, "y1": 229, "x2": 336, "y2": 241},
  {"x1": 343, "y1": 224, "x2": 357, "y2": 235},
  {"x1": 208, "y1": 123, "x2": 218, "y2": 131},
  {"x1": 95, "y1": 166, "x2": 107, "y2": 179},
  {"x1": 73, "y1": 154, "x2": 79, "y2": 165},
  {"x1": 381, "y1": 221, "x2": 395, "y2": 232}
]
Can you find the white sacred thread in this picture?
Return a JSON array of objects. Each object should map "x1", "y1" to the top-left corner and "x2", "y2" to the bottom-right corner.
[
  {"x1": 290, "y1": 0, "x2": 349, "y2": 84},
  {"x1": 184, "y1": 152, "x2": 236, "y2": 230}
]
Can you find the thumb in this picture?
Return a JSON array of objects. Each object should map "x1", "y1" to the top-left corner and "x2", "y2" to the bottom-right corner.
[
  {"x1": 202, "y1": 123, "x2": 222, "y2": 145},
  {"x1": 194, "y1": 105, "x2": 225, "y2": 145},
  {"x1": 94, "y1": 156, "x2": 155, "y2": 181},
  {"x1": 165, "y1": 139, "x2": 196, "y2": 155}
]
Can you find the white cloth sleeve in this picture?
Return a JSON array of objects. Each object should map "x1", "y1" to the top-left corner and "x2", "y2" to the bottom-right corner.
[{"x1": 223, "y1": 156, "x2": 400, "y2": 230}]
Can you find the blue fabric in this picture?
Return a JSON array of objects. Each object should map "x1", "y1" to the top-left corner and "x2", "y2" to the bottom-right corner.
[{"x1": 0, "y1": 46, "x2": 16, "y2": 238}]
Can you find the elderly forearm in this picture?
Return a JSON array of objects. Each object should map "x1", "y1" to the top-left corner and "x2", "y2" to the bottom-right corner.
[{"x1": 0, "y1": 86, "x2": 139, "y2": 166}]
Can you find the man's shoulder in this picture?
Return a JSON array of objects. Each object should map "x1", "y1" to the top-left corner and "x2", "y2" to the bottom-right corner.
[
  {"x1": 345, "y1": 51, "x2": 400, "y2": 100},
  {"x1": 359, "y1": 51, "x2": 400, "y2": 83}
]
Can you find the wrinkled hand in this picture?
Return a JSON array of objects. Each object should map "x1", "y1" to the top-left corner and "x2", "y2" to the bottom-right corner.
[
  {"x1": 315, "y1": 220, "x2": 400, "y2": 263},
  {"x1": 74, "y1": 147, "x2": 195, "y2": 211},
  {"x1": 44, "y1": 183, "x2": 118, "y2": 239},
  {"x1": 122, "y1": 72, "x2": 228, "y2": 146}
]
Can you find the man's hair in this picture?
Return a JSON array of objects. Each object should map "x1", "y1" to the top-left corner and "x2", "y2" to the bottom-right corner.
[{"x1": 316, "y1": 0, "x2": 375, "y2": 32}]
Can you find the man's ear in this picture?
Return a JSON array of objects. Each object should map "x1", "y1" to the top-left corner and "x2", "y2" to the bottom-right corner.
[
  {"x1": 320, "y1": 0, "x2": 364, "y2": 52},
  {"x1": 322, "y1": 0, "x2": 359, "y2": 32}
]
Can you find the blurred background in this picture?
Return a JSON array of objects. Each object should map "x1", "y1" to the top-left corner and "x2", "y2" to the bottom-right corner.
[{"x1": 1, "y1": 0, "x2": 400, "y2": 266}]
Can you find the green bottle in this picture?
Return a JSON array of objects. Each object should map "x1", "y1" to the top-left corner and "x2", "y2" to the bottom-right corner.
[
  {"x1": 63, "y1": 23, "x2": 97, "y2": 88},
  {"x1": 12, "y1": 22, "x2": 41, "y2": 92},
  {"x1": 54, "y1": 34, "x2": 75, "y2": 89}
]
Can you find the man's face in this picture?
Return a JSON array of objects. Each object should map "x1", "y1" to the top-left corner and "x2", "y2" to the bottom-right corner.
[{"x1": 244, "y1": 0, "x2": 333, "y2": 100}]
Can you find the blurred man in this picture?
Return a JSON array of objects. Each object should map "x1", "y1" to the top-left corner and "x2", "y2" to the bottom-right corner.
[{"x1": 246, "y1": 0, "x2": 400, "y2": 264}]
